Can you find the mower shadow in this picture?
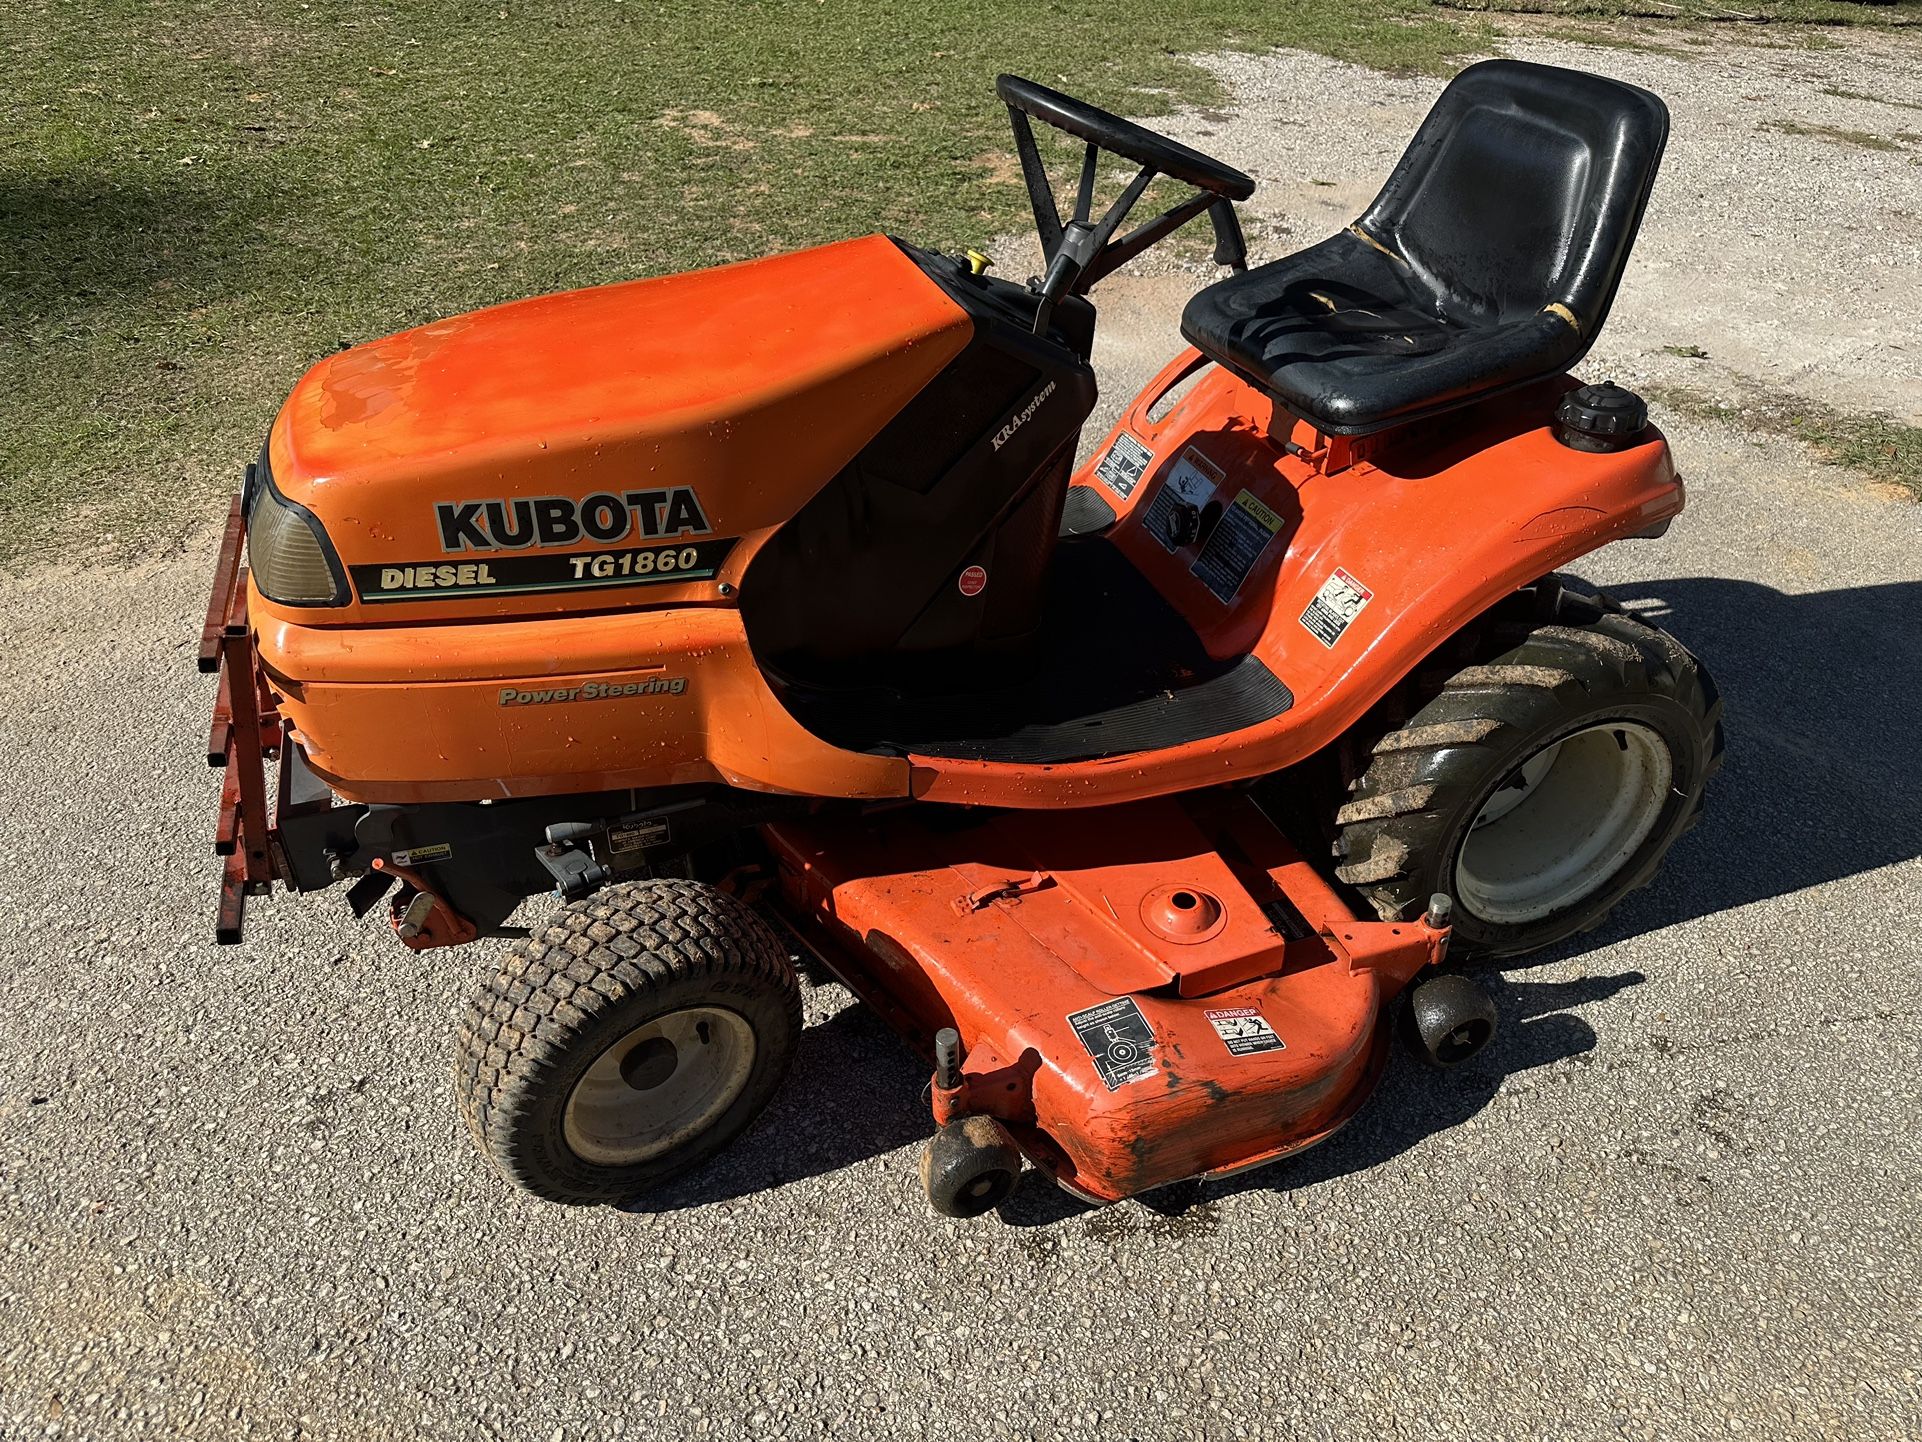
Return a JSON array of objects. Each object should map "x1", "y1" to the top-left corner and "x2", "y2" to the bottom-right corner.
[
  {"x1": 615, "y1": 993, "x2": 928, "y2": 1214},
  {"x1": 997, "y1": 969, "x2": 1635, "y2": 1227},
  {"x1": 630, "y1": 576, "x2": 1918, "y2": 1217},
  {"x1": 1501, "y1": 575, "x2": 1922, "y2": 964}
]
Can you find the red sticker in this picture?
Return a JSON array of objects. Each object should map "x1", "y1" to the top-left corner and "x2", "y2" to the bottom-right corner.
[{"x1": 957, "y1": 565, "x2": 988, "y2": 597}]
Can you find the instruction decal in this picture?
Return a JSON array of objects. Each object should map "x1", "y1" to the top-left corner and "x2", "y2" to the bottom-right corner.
[
  {"x1": 1300, "y1": 567, "x2": 1374, "y2": 647},
  {"x1": 1066, "y1": 997, "x2": 1160, "y2": 1092},
  {"x1": 608, "y1": 818, "x2": 672, "y2": 854},
  {"x1": 1205, "y1": 1006, "x2": 1286, "y2": 1057},
  {"x1": 1093, "y1": 432, "x2": 1154, "y2": 499},
  {"x1": 1191, "y1": 488, "x2": 1286, "y2": 602},
  {"x1": 1144, "y1": 447, "x2": 1225, "y2": 552}
]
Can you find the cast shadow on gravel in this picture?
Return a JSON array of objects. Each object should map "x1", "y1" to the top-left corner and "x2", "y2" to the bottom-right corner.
[
  {"x1": 1502, "y1": 575, "x2": 1922, "y2": 967},
  {"x1": 628, "y1": 576, "x2": 1915, "y2": 1216},
  {"x1": 616, "y1": 995, "x2": 928, "y2": 1214},
  {"x1": 997, "y1": 968, "x2": 1636, "y2": 1228}
]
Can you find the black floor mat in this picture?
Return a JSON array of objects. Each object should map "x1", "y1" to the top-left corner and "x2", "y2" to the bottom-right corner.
[{"x1": 778, "y1": 539, "x2": 1293, "y2": 765}]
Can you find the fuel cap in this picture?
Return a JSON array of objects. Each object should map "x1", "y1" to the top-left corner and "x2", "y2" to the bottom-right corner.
[{"x1": 1555, "y1": 381, "x2": 1649, "y2": 453}]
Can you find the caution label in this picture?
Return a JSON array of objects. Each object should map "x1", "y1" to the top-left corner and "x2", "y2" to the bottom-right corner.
[
  {"x1": 1066, "y1": 997, "x2": 1160, "y2": 1091},
  {"x1": 1300, "y1": 567, "x2": 1374, "y2": 647},
  {"x1": 1205, "y1": 1006, "x2": 1286, "y2": 1057},
  {"x1": 389, "y1": 843, "x2": 451, "y2": 867},
  {"x1": 1093, "y1": 432, "x2": 1154, "y2": 499},
  {"x1": 1191, "y1": 488, "x2": 1285, "y2": 602}
]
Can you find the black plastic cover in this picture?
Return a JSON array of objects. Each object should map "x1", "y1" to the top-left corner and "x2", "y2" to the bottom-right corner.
[{"x1": 1554, "y1": 381, "x2": 1649, "y2": 452}]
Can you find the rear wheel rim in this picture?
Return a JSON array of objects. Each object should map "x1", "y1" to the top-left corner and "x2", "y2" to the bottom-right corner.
[
  {"x1": 1455, "y1": 720, "x2": 1673, "y2": 927},
  {"x1": 563, "y1": 1006, "x2": 756, "y2": 1167}
]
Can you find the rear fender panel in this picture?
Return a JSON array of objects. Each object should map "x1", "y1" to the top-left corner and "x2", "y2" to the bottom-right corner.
[{"x1": 909, "y1": 357, "x2": 1681, "y2": 806}]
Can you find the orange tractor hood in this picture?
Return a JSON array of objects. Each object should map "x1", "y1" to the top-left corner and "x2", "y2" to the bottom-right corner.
[{"x1": 261, "y1": 233, "x2": 971, "y2": 623}]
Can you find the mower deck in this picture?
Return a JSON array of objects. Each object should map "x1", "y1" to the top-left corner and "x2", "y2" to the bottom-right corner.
[{"x1": 764, "y1": 790, "x2": 1447, "y2": 1203}]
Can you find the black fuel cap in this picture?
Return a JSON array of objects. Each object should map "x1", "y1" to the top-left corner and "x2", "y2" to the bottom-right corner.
[{"x1": 1555, "y1": 381, "x2": 1649, "y2": 453}]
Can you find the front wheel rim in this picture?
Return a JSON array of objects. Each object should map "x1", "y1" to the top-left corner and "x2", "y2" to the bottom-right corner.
[
  {"x1": 1454, "y1": 720, "x2": 1674, "y2": 927},
  {"x1": 563, "y1": 1006, "x2": 757, "y2": 1167}
]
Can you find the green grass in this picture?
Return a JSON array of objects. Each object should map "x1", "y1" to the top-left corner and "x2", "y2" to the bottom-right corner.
[
  {"x1": 0, "y1": 0, "x2": 1487, "y2": 571},
  {"x1": 6, "y1": 0, "x2": 1922, "y2": 570},
  {"x1": 1652, "y1": 385, "x2": 1922, "y2": 499},
  {"x1": 1763, "y1": 117, "x2": 1915, "y2": 149},
  {"x1": 1822, "y1": 84, "x2": 1922, "y2": 111},
  {"x1": 1440, "y1": 0, "x2": 1922, "y2": 21}
]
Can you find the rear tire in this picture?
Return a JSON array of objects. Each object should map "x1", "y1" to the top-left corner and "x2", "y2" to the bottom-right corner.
[
  {"x1": 1333, "y1": 583, "x2": 1722, "y2": 959},
  {"x1": 456, "y1": 878, "x2": 800, "y2": 1204}
]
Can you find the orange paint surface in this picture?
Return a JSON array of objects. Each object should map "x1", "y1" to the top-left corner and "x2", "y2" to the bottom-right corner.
[{"x1": 258, "y1": 234, "x2": 971, "y2": 625}]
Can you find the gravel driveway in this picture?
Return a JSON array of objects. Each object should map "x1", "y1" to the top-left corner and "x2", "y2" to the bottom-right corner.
[{"x1": 2, "y1": 26, "x2": 1919, "y2": 1442}]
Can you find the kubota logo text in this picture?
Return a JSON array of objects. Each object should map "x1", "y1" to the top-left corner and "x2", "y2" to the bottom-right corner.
[
  {"x1": 436, "y1": 488, "x2": 712, "y2": 553},
  {"x1": 990, "y1": 381, "x2": 1058, "y2": 452}
]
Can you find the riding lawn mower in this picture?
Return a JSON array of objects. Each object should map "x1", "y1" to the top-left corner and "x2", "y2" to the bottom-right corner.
[{"x1": 198, "y1": 60, "x2": 1721, "y2": 1216}]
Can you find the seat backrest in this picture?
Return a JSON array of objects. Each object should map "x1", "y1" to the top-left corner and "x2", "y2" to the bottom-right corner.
[{"x1": 1357, "y1": 59, "x2": 1668, "y2": 336}]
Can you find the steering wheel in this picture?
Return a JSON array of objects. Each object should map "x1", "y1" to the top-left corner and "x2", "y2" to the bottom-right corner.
[
  {"x1": 993, "y1": 75, "x2": 1254, "y2": 333},
  {"x1": 996, "y1": 75, "x2": 1254, "y2": 201}
]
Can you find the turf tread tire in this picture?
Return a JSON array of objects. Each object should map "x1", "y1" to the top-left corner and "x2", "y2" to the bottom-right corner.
[
  {"x1": 455, "y1": 878, "x2": 800, "y2": 1204},
  {"x1": 1334, "y1": 582, "x2": 1722, "y2": 958}
]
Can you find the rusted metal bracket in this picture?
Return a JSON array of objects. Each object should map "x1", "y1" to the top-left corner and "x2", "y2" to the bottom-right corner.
[
  {"x1": 953, "y1": 870, "x2": 1050, "y2": 916},
  {"x1": 202, "y1": 497, "x2": 284, "y2": 945},
  {"x1": 371, "y1": 858, "x2": 480, "y2": 952}
]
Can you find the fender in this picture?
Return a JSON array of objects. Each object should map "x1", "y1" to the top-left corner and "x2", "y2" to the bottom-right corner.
[{"x1": 908, "y1": 353, "x2": 1683, "y2": 807}]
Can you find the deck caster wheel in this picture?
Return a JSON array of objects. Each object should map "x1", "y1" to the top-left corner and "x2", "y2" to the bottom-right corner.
[
  {"x1": 456, "y1": 878, "x2": 800, "y2": 1204},
  {"x1": 921, "y1": 1115, "x2": 1022, "y2": 1219},
  {"x1": 1406, "y1": 973, "x2": 1498, "y2": 1067}
]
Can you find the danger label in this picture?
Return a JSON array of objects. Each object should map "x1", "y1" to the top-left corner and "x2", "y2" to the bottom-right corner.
[
  {"x1": 1300, "y1": 567, "x2": 1374, "y2": 647},
  {"x1": 1144, "y1": 447, "x2": 1224, "y2": 552},
  {"x1": 1093, "y1": 432, "x2": 1154, "y2": 499},
  {"x1": 1205, "y1": 1006, "x2": 1286, "y2": 1057},
  {"x1": 1066, "y1": 997, "x2": 1159, "y2": 1091}
]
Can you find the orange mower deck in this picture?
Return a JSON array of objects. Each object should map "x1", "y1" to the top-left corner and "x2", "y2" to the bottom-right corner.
[{"x1": 765, "y1": 792, "x2": 1447, "y2": 1201}]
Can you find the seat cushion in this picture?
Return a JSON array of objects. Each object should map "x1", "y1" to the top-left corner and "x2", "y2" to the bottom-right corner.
[{"x1": 1180, "y1": 230, "x2": 1586, "y2": 435}]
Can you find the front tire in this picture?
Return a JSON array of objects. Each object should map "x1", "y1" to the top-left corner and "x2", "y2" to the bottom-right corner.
[
  {"x1": 456, "y1": 878, "x2": 801, "y2": 1204},
  {"x1": 1333, "y1": 585, "x2": 1723, "y2": 958}
]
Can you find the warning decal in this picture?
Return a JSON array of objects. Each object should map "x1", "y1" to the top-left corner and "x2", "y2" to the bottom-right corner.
[
  {"x1": 1093, "y1": 432, "x2": 1155, "y2": 499},
  {"x1": 389, "y1": 843, "x2": 452, "y2": 867},
  {"x1": 1144, "y1": 448, "x2": 1225, "y2": 552},
  {"x1": 1066, "y1": 997, "x2": 1160, "y2": 1092},
  {"x1": 1191, "y1": 489, "x2": 1286, "y2": 602},
  {"x1": 1205, "y1": 1006, "x2": 1287, "y2": 1057},
  {"x1": 1299, "y1": 567, "x2": 1375, "y2": 647}
]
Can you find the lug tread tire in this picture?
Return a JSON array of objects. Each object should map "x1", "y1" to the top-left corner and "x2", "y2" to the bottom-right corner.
[
  {"x1": 1334, "y1": 581, "x2": 1723, "y2": 957},
  {"x1": 455, "y1": 878, "x2": 800, "y2": 1204}
]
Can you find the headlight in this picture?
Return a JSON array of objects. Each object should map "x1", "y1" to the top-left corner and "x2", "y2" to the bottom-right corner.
[{"x1": 247, "y1": 455, "x2": 348, "y2": 607}]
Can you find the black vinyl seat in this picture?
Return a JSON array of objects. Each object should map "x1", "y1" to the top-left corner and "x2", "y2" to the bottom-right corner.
[{"x1": 1180, "y1": 60, "x2": 1669, "y2": 436}]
